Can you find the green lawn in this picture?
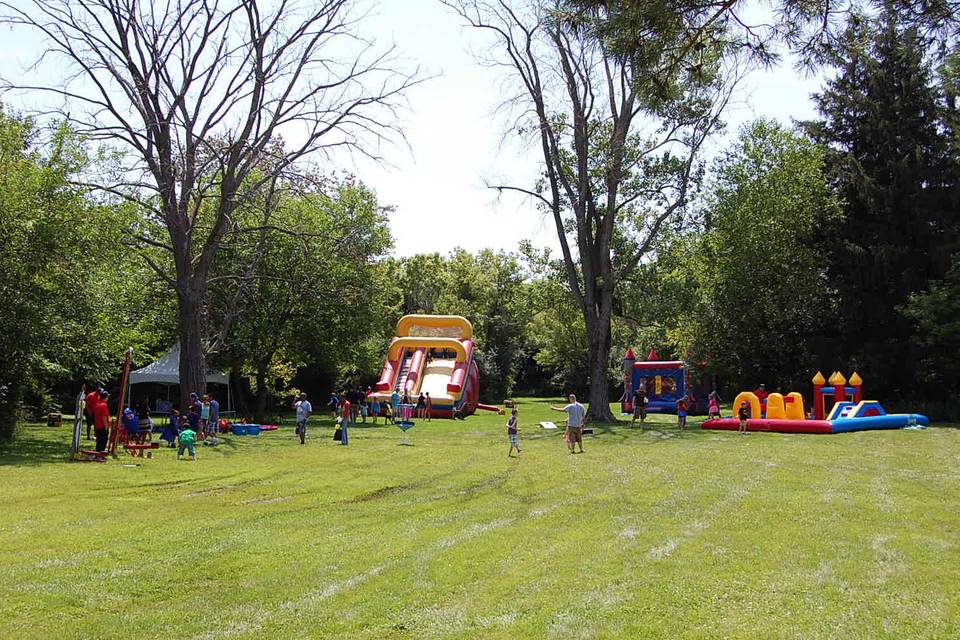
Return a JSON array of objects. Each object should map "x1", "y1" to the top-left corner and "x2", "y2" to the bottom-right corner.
[{"x1": 1, "y1": 399, "x2": 958, "y2": 639}]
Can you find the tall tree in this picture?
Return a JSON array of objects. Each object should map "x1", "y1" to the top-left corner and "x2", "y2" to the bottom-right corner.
[
  {"x1": 676, "y1": 120, "x2": 842, "y2": 391},
  {"x1": 0, "y1": 108, "x2": 166, "y2": 437},
  {"x1": 387, "y1": 249, "x2": 529, "y2": 401},
  {"x1": 803, "y1": 9, "x2": 960, "y2": 396},
  {"x1": 212, "y1": 176, "x2": 392, "y2": 421},
  {"x1": 447, "y1": 0, "x2": 737, "y2": 420},
  {"x1": 2, "y1": 0, "x2": 418, "y2": 408}
]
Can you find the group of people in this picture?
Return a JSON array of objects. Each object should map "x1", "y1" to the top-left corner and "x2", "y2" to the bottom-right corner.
[
  {"x1": 79, "y1": 384, "x2": 219, "y2": 459},
  {"x1": 326, "y1": 387, "x2": 436, "y2": 428},
  {"x1": 161, "y1": 391, "x2": 221, "y2": 459},
  {"x1": 79, "y1": 383, "x2": 112, "y2": 452}
]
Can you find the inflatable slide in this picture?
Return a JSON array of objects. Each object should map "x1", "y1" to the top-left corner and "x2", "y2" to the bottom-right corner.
[{"x1": 371, "y1": 315, "x2": 482, "y2": 418}]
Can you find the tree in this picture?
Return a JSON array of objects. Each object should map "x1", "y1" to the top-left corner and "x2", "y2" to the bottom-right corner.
[
  {"x1": 2, "y1": 0, "x2": 418, "y2": 409},
  {"x1": 901, "y1": 255, "x2": 960, "y2": 400},
  {"x1": 803, "y1": 9, "x2": 960, "y2": 397},
  {"x1": 447, "y1": 0, "x2": 737, "y2": 420},
  {"x1": 0, "y1": 107, "x2": 167, "y2": 437},
  {"x1": 675, "y1": 120, "x2": 842, "y2": 391},
  {"x1": 387, "y1": 249, "x2": 529, "y2": 401},
  {"x1": 211, "y1": 176, "x2": 392, "y2": 421}
]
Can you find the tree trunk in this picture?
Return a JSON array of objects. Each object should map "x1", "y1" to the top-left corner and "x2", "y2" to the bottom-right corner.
[
  {"x1": 229, "y1": 369, "x2": 249, "y2": 418},
  {"x1": 177, "y1": 285, "x2": 206, "y2": 410},
  {"x1": 254, "y1": 363, "x2": 270, "y2": 424},
  {"x1": 585, "y1": 307, "x2": 615, "y2": 422}
]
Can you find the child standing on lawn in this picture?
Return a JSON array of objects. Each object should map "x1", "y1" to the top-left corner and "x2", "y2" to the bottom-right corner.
[
  {"x1": 177, "y1": 423, "x2": 197, "y2": 460},
  {"x1": 676, "y1": 395, "x2": 689, "y2": 431},
  {"x1": 738, "y1": 401, "x2": 750, "y2": 434},
  {"x1": 708, "y1": 391, "x2": 721, "y2": 419},
  {"x1": 506, "y1": 408, "x2": 520, "y2": 457}
]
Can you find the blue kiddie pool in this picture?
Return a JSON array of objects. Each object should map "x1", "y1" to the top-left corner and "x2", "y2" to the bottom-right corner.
[{"x1": 231, "y1": 424, "x2": 262, "y2": 436}]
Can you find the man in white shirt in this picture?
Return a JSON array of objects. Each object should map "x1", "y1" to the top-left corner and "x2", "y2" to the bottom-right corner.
[
  {"x1": 551, "y1": 394, "x2": 586, "y2": 454},
  {"x1": 295, "y1": 393, "x2": 313, "y2": 445}
]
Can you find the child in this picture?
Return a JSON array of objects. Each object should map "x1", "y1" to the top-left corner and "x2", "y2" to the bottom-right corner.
[
  {"x1": 177, "y1": 422, "x2": 197, "y2": 460},
  {"x1": 382, "y1": 401, "x2": 394, "y2": 425},
  {"x1": 121, "y1": 405, "x2": 141, "y2": 443},
  {"x1": 631, "y1": 386, "x2": 646, "y2": 427},
  {"x1": 370, "y1": 396, "x2": 381, "y2": 424},
  {"x1": 187, "y1": 404, "x2": 201, "y2": 438},
  {"x1": 506, "y1": 408, "x2": 520, "y2": 457},
  {"x1": 708, "y1": 391, "x2": 721, "y2": 419},
  {"x1": 738, "y1": 401, "x2": 750, "y2": 434},
  {"x1": 676, "y1": 394, "x2": 689, "y2": 431},
  {"x1": 424, "y1": 392, "x2": 432, "y2": 422},
  {"x1": 202, "y1": 396, "x2": 219, "y2": 446},
  {"x1": 161, "y1": 409, "x2": 179, "y2": 448},
  {"x1": 416, "y1": 393, "x2": 426, "y2": 419},
  {"x1": 328, "y1": 393, "x2": 339, "y2": 419}
]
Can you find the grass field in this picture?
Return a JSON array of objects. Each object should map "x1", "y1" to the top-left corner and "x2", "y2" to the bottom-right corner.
[{"x1": 1, "y1": 398, "x2": 958, "y2": 639}]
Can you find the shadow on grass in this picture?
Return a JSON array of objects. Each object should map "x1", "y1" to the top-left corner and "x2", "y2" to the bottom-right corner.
[
  {"x1": 579, "y1": 419, "x2": 715, "y2": 445},
  {"x1": 0, "y1": 433, "x2": 72, "y2": 467}
]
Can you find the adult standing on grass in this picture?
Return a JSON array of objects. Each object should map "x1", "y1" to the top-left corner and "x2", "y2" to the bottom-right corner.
[
  {"x1": 424, "y1": 392, "x2": 432, "y2": 422},
  {"x1": 92, "y1": 390, "x2": 111, "y2": 452},
  {"x1": 551, "y1": 394, "x2": 585, "y2": 454},
  {"x1": 631, "y1": 385, "x2": 647, "y2": 427},
  {"x1": 294, "y1": 393, "x2": 312, "y2": 445},
  {"x1": 84, "y1": 384, "x2": 99, "y2": 440},
  {"x1": 391, "y1": 388, "x2": 400, "y2": 418},
  {"x1": 339, "y1": 395, "x2": 351, "y2": 446},
  {"x1": 506, "y1": 408, "x2": 520, "y2": 457},
  {"x1": 208, "y1": 391, "x2": 220, "y2": 435}
]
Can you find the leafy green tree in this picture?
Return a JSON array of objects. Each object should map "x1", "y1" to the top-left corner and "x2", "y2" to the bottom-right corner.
[
  {"x1": 676, "y1": 120, "x2": 842, "y2": 391},
  {"x1": 5, "y1": 1, "x2": 418, "y2": 411},
  {"x1": 0, "y1": 108, "x2": 166, "y2": 437},
  {"x1": 803, "y1": 9, "x2": 960, "y2": 396},
  {"x1": 211, "y1": 177, "x2": 392, "y2": 421},
  {"x1": 448, "y1": 0, "x2": 734, "y2": 420},
  {"x1": 902, "y1": 256, "x2": 960, "y2": 399}
]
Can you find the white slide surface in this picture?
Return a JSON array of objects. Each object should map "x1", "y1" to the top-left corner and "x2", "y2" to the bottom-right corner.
[{"x1": 417, "y1": 360, "x2": 456, "y2": 402}]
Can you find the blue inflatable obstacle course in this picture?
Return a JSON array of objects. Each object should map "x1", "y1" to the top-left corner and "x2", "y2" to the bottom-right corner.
[{"x1": 828, "y1": 401, "x2": 928, "y2": 433}]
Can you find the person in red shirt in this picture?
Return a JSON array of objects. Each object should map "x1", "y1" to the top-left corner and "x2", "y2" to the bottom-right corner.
[
  {"x1": 339, "y1": 398, "x2": 351, "y2": 446},
  {"x1": 92, "y1": 390, "x2": 111, "y2": 452},
  {"x1": 84, "y1": 386, "x2": 100, "y2": 440},
  {"x1": 754, "y1": 384, "x2": 769, "y2": 416}
]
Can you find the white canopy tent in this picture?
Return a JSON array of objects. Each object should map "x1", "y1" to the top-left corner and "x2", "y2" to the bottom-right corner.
[{"x1": 128, "y1": 343, "x2": 231, "y2": 411}]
